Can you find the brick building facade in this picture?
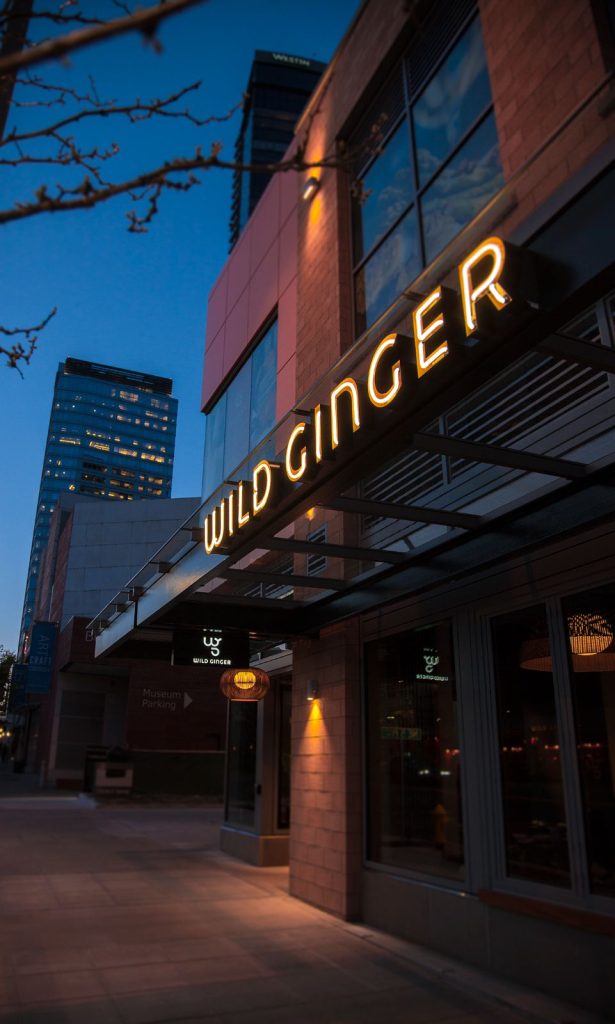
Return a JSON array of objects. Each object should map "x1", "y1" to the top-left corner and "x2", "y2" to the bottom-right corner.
[{"x1": 93, "y1": 0, "x2": 615, "y2": 1014}]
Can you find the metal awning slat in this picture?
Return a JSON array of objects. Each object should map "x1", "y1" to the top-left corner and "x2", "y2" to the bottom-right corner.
[
  {"x1": 538, "y1": 333, "x2": 615, "y2": 373},
  {"x1": 412, "y1": 432, "x2": 587, "y2": 479},
  {"x1": 222, "y1": 568, "x2": 347, "y2": 591},
  {"x1": 263, "y1": 536, "x2": 409, "y2": 564},
  {"x1": 322, "y1": 496, "x2": 481, "y2": 529}
]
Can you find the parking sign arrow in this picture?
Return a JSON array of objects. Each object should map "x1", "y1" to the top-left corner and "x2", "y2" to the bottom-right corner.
[{"x1": 183, "y1": 692, "x2": 193, "y2": 710}]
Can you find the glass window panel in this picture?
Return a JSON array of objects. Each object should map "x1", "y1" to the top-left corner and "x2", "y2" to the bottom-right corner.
[
  {"x1": 277, "y1": 683, "x2": 292, "y2": 830},
  {"x1": 366, "y1": 622, "x2": 464, "y2": 880},
  {"x1": 226, "y1": 700, "x2": 257, "y2": 829},
  {"x1": 413, "y1": 17, "x2": 492, "y2": 187},
  {"x1": 223, "y1": 361, "x2": 251, "y2": 477},
  {"x1": 562, "y1": 585, "x2": 615, "y2": 897},
  {"x1": 492, "y1": 606, "x2": 571, "y2": 887},
  {"x1": 355, "y1": 206, "x2": 420, "y2": 335},
  {"x1": 202, "y1": 393, "x2": 227, "y2": 500},
  {"x1": 352, "y1": 121, "x2": 414, "y2": 264},
  {"x1": 250, "y1": 321, "x2": 277, "y2": 449},
  {"x1": 421, "y1": 112, "x2": 503, "y2": 264}
]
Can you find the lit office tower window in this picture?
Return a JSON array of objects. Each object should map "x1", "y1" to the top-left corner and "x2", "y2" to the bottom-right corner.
[{"x1": 18, "y1": 358, "x2": 178, "y2": 655}]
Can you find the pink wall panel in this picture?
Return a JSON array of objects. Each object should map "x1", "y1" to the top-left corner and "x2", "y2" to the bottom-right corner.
[
  {"x1": 205, "y1": 269, "x2": 228, "y2": 350},
  {"x1": 222, "y1": 289, "x2": 249, "y2": 377},
  {"x1": 277, "y1": 281, "x2": 297, "y2": 373},
  {"x1": 280, "y1": 161, "x2": 299, "y2": 227},
  {"x1": 247, "y1": 242, "x2": 279, "y2": 342},
  {"x1": 278, "y1": 212, "x2": 298, "y2": 298},
  {"x1": 249, "y1": 176, "x2": 280, "y2": 274},
  {"x1": 276, "y1": 353, "x2": 296, "y2": 422},
  {"x1": 201, "y1": 158, "x2": 298, "y2": 414},
  {"x1": 225, "y1": 231, "x2": 251, "y2": 313},
  {"x1": 201, "y1": 326, "x2": 225, "y2": 409}
]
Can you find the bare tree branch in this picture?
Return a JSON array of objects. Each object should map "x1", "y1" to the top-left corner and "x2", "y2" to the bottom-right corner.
[
  {"x1": 1, "y1": 81, "x2": 237, "y2": 147},
  {"x1": 0, "y1": 307, "x2": 57, "y2": 377},
  {"x1": 0, "y1": 0, "x2": 205, "y2": 77},
  {"x1": 0, "y1": 144, "x2": 342, "y2": 228}
]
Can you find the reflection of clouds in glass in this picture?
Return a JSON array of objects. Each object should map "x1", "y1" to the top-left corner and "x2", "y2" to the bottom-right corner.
[
  {"x1": 357, "y1": 209, "x2": 420, "y2": 330},
  {"x1": 413, "y1": 18, "x2": 490, "y2": 186},
  {"x1": 374, "y1": 168, "x2": 413, "y2": 226},
  {"x1": 359, "y1": 127, "x2": 413, "y2": 258},
  {"x1": 414, "y1": 21, "x2": 486, "y2": 138},
  {"x1": 423, "y1": 130, "x2": 503, "y2": 263}
]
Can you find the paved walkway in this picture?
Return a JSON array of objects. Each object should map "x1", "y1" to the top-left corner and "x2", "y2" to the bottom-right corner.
[{"x1": 0, "y1": 769, "x2": 605, "y2": 1023}]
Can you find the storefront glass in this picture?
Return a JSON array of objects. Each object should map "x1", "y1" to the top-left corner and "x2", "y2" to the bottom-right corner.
[
  {"x1": 365, "y1": 622, "x2": 464, "y2": 880},
  {"x1": 277, "y1": 683, "x2": 292, "y2": 830},
  {"x1": 492, "y1": 606, "x2": 571, "y2": 887},
  {"x1": 225, "y1": 701, "x2": 257, "y2": 828},
  {"x1": 562, "y1": 585, "x2": 615, "y2": 897},
  {"x1": 202, "y1": 319, "x2": 277, "y2": 501}
]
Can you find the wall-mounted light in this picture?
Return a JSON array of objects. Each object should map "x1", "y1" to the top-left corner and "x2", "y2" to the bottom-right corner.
[
  {"x1": 302, "y1": 176, "x2": 320, "y2": 201},
  {"x1": 220, "y1": 668, "x2": 270, "y2": 701},
  {"x1": 306, "y1": 679, "x2": 319, "y2": 702}
]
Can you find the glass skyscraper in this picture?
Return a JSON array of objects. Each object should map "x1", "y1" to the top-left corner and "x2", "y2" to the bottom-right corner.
[
  {"x1": 19, "y1": 358, "x2": 177, "y2": 654},
  {"x1": 229, "y1": 50, "x2": 325, "y2": 248}
]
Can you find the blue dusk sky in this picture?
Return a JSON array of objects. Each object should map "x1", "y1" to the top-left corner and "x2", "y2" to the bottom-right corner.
[{"x1": 0, "y1": 0, "x2": 359, "y2": 652}]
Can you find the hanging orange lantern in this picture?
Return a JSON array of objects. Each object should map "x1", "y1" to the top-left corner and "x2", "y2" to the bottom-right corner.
[{"x1": 220, "y1": 667, "x2": 270, "y2": 701}]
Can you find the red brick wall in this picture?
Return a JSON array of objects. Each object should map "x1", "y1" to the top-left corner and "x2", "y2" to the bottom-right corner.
[
  {"x1": 480, "y1": 0, "x2": 613, "y2": 228},
  {"x1": 290, "y1": 621, "x2": 362, "y2": 918},
  {"x1": 289, "y1": 0, "x2": 613, "y2": 922},
  {"x1": 296, "y1": 0, "x2": 411, "y2": 393}
]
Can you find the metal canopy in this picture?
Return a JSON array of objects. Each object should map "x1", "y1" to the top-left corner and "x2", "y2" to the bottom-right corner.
[{"x1": 90, "y1": 183, "x2": 615, "y2": 660}]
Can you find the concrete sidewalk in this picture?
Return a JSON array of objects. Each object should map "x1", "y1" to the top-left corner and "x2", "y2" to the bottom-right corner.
[{"x1": 0, "y1": 772, "x2": 606, "y2": 1023}]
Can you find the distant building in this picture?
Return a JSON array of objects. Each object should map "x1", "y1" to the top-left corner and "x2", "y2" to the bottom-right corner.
[
  {"x1": 19, "y1": 358, "x2": 177, "y2": 655},
  {"x1": 17, "y1": 492, "x2": 228, "y2": 791},
  {"x1": 229, "y1": 50, "x2": 325, "y2": 248}
]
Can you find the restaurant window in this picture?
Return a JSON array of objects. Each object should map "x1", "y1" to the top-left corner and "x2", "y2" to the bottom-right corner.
[
  {"x1": 350, "y1": 5, "x2": 502, "y2": 334},
  {"x1": 365, "y1": 622, "x2": 464, "y2": 880},
  {"x1": 491, "y1": 606, "x2": 571, "y2": 887},
  {"x1": 225, "y1": 701, "x2": 258, "y2": 829},
  {"x1": 202, "y1": 319, "x2": 277, "y2": 500},
  {"x1": 562, "y1": 585, "x2": 615, "y2": 898}
]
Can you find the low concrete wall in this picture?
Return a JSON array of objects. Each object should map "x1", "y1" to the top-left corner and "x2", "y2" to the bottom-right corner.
[{"x1": 362, "y1": 868, "x2": 615, "y2": 1019}]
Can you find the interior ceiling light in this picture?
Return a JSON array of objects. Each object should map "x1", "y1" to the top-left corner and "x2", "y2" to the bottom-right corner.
[
  {"x1": 567, "y1": 613, "x2": 613, "y2": 656},
  {"x1": 220, "y1": 667, "x2": 270, "y2": 701},
  {"x1": 520, "y1": 613, "x2": 615, "y2": 673}
]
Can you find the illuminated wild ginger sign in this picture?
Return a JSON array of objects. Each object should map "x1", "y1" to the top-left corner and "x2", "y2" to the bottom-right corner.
[{"x1": 204, "y1": 237, "x2": 522, "y2": 556}]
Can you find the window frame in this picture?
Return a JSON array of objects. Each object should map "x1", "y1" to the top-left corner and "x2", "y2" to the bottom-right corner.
[
  {"x1": 482, "y1": 589, "x2": 615, "y2": 916},
  {"x1": 202, "y1": 313, "x2": 278, "y2": 501},
  {"x1": 362, "y1": 615, "x2": 470, "y2": 892},
  {"x1": 349, "y1": 8, "x2": 498, "y2": 338}
]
